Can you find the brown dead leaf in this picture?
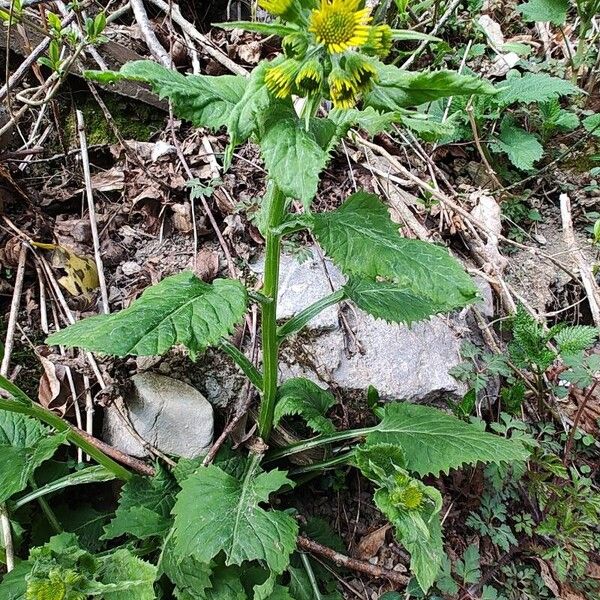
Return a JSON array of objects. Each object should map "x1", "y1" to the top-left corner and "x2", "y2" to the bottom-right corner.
[
  {"x1": 355, "y1": 525, "x2": 391, "y2": 560},
  {"x1": 189, "y1": 248, "x2": 219, "y2": 282},
  {"x1": 171, "y1": 203, "x2": 193, "y2": 234},
  {"x1": 237, "y1": 41, "x2": 261, "y2": 64},
  {"x1": 38, "y1": 356, "x2": 71, "y2": 416},
  {"x1": 90, "y1": 168, "x2": 125, "y2": 192},
  {"x1": 531, "y1": 558, "x2": 561, "y2": 598}
]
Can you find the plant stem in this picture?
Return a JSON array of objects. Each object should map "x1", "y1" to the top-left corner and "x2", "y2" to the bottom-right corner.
[
  {"x1": 0, "y1": 397, "x2": 132, "y2": 481},
  {"x1": 257, "y1": 184, "x2": 287, "y2": 442},
  {"x1": 267, "y1": 427, "x2": 374, "y2": 461}
]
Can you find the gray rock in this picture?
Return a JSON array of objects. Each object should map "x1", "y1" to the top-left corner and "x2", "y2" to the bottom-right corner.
[
  {"x1": 252, "y1": 249, "x2": 345, "y2": 331},
  {"x1": 103, "y1": 372, "x2": 213, "y2": 458},
  {"x1": 273, "y1": 249, "x2": 492, "y2": 403}
]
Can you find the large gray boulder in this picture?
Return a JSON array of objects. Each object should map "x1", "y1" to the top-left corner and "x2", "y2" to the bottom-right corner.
[{"x1": 103, "y1": 372, "x2": 213, "y2": 458}]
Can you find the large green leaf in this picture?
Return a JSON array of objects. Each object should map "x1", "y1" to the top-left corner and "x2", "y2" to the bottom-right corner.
[
  {"x1": 492, "y1": 120, "x2": 543, "y2": 171},
  {"x1": 93, "y1": 549, "x2": 157, "y2": 600},
  {"x1": 103, "y1": 467, "x2": 177, "y2": 540},
  {"x1": 367, "y1": 403, "x2": 530, "y2": 477},
  {"x1": 517, "y1": 0, "x2": 568, "y2": 24},
  {"x1": 364, "y1": 64, "x2": 496, "y2": 111},
  {"x1": 274, "y1": 378, "x2": 336, "y2": 435},
  {"x1": 312, "y1": 191, "x2": 478, "y2": 311},
  {"x1": 0, "y1": 411, "x2": 67, "y2": 502},
  {"x1": 496, "y1": 72, "x2": 579, "y2": 106},
  {"x1": 344, "y1": 277, "x2": 452, "y2": 324},
  {"x1": 260, "y1": 106, "x2": 329, "y2": 208},
  {"x1": 46, "y1": 273, "x2": 248, "y2": 358},
  {"x1": 86, "y1": 60, "x2": 246, "y2": 130},
  {"x1": 172, "y1": 458, "x2": 298, "y2": 574}
]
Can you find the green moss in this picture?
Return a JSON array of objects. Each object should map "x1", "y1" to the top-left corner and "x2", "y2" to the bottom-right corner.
[{"x1": 65, "y1": 93, "x2": 164, "y2": 146}]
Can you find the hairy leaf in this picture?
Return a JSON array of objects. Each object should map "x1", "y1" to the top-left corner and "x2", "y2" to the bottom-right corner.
[
  {"x1": 344, "y1": 277, "x2": 452, "y2": 324},
  {"x1": 496, "y1": 72, "x2": 579, "y2": 106},
  {"x1": 260, "y1": 106, "x2": 329, "y2": 207},
  {"x1": 93, "y1": 549, "x2": 157, "y2": 599},
  {"x1": 86, "y1": 60, "x2": 245, "y2": 130},
  {"x1": 553, "y1": 325, "x2": 599, "y2": 357},
  {"x1": 583, "y1": 113, "x2": 600, "y2": 137},
  {"x1": 517, "y1": 0, "x2": 568, "y2": 24},
  {"x1": 47, "y1": 273, "x2": 248, "y2": 358},
  {"x1": 172, "y1": 459, "x2": 298, "y2": 574},
  {"x1": 0, "y1": 411, "x2": 67, "y2": 502},
  {"x1": 216, "y1": 21, "x2": 297, "y2": 36},
  {"x1": 103, "y1": 467, "x2": 177, "y2": 540},
  {"x1": 274, "y1": 378, "x2": 336, "y2": 434},
  {"x1": 367, "y1": 402, "x2": 529, "y2": 476},
  {"x1": 354, "y1": 442, "x2": 406, "y2": 482},
  {"x1": 365, "y1": 64, "x2": 496, "y2": 111},
  {"x1": 312, "y1": 191, "x2": 478, "y2": 311},
  {"x1": 492, "y1": 121, "x2": 543, "y2": 171}
]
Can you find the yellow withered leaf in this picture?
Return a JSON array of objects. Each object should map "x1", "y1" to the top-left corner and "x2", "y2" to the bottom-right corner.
[{"x1": 33, "y1": 242, "x2": 99, "y2": 297}]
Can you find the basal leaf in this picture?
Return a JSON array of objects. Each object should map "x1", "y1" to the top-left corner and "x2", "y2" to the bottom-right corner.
[
  {"x1": 312, "y1": 191, "x2": 478, "y2": 311},
  {"x1": 368, "y1": 403, "x2": 529, "y2": 476},
  {"x1": 517, "y1": 0, "x2": 568, "y2": 24},
  {"x1": 46, "y1": 273, "x2": 248, "y2": 357},
  {"x1": 344, "y1": 277, "x2": 452, "y2": 324},
  {"x1": 94, "y1": 549, "x2": 157, "y2": 600},
  {"x1": 103, "y1": 467, "x2": 177, "y2": 540},
  {"x1": 172, "y1": 459, "x2": 298, "y2": 574},
  {"x1": 86, "y1": 60, "x2": 246, "y2": 131},
  {"x1": 364, "y1": 64, "x2": 496, "y2": 111},
  {"x1": 0, "y1": 411, "x2": 67, "y2": 503},
  {"x1": 274, "y1": 378, "x2": 336, "y2": 434},
  {"x1": 260, "y1": 106, "x2": 329, "y2": 208},
  {"x1": 496, "y1": 72, "x2": 579, "y2": 106},
  {"x1": 492, "y1": 120, "x2": 543, "y2": 171}
]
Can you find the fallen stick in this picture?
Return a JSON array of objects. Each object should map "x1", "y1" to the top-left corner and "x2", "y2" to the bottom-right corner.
[
  {"x1": 130, "y1": 0, "x2": 170, "y2": 67},
  {"x1": 559, "y1": 193, "x2": 600, "y2": 327},
  {"x1": 297, "y1": 536, "x2": 409, "y2": 587}
]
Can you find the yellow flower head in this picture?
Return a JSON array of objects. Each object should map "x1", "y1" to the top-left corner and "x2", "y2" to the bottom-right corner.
[
  {"x1": 390, "y1": 484, "x2": 425, "y2": 511},
  {"x1": 344, "y1": 52, "x2": 378, "y2": 92},
  {"x1": 328, "y1": 68, "x2": 358, "y2": 109},
  {"x1": 296, "y1": 58, "x2": 324, "y2": 93},
  {"x1": 309, "y1": 0, "x2": 372, "y2": 54},
  {"x1": 265, "y1": 59, "x2": 301, "y2": 98},
  {"x1": 364, "y1": 24, "x2": 393, "y2": 58}
]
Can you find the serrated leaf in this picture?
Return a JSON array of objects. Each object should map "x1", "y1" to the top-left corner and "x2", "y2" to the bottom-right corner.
[
  {"x1": 455, "y1": 544, "x2": 481, "y2": 584},
  {"x1": 364, "y1": 64, "x2": 496, "y2": 111},
  {"x1": 492, "y1": 121, "x2": 543, "y2": 171},
  {"x1": 496, "y1": 72, "x2": 579, "y2": 106},
  {"x1": 103, "y1": 467, "x2": 177, "y2": 540},
  {"x1": 583, "y1": 113, "x2": 600, "y2": 137},
  {"x1": 216, "y1": 21, "x2": 297, "y2": 36},
  {"x1": 274, "y1": 378, "x2": 336, "y2": 434},
  {"x1": 344, "y1": 277, "x2": 453, "y2": 324},
  {"x1": 517, "y1": 0, "x2": 568, "y2": 24},
  {"x1": 312, "y1": 191, "x2": 478, "y2": 311},
  {"x1": 553, "y1": 325, "x2": 599, "y2": 357},
  {"x1": 367, "y1": 402, "x2": 530, "y2": 476},
  {"x1": 86, "y1": 60, "x2": 246, "y2": 131},
  {"x1": 200, "y1": 565, "x2": 246, "y2": 600},
  {"x1": 0, "y1": 411, "x2": 67, "y2": 502},
  {"x1": 94, "y1": 549, "x2": 157, "y2": 600},
  {"x1": 172, "y1": 459, "x2": 298, "y2": 574},
  {"x1": 46, "y1": 273, "x2": 248, "y2": 357},
  {"x1": 354, "y1": 442, "x2": 406, "y2": 482},
  {"x1": 260, "y1": 106, "x2": 329, "y2": 207}
]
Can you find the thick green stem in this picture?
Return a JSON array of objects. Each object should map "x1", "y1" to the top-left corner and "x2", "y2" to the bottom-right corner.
[
  {"x1": 257, "y1": 185, "x2": 287, "y2": 441},
  {"x1": 0, "y1": 397, "x2": 132, "y2": 481}
]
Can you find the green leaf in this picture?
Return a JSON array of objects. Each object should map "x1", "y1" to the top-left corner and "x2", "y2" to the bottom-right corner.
[
  {"x1": 354, "y1": 442, "x2": 406, "y2": 482},
  {"x1": 0, "y1": 411, "x2": 67, "y2": 502},
  {"x1": 46, "y1": 273, "x2": 248, "y2": 358},
  {"x1": 172, "y1": 458, "x2": 298, "y2": 574},
  {"x1": 288, "y1": 566, "x2": 342, "y2": 600},
  {"x1": 274, "y1": 378, "x2": 336, "y2": 434},
  {"x1": 0, "y1": 560, "x2": 29, "y2": 599},
  {"x1": 583, "y1": 113, "x2": 600, "y2": 137},
  {"x1": 496, "y1": 72, "x2": 579, "y2": 106},
  {"x1": 492, "y1": 121, "x2": 543, "y2": 171},
  {"x1": 85, "y1": 60, "x2": 246, "y2": 131},
  {"x1": 201, "y1": 565, "x2": 246, "y2": 600},
  {"x1": 553, "y1": 325, "x2": 598, "y2": 357},
  {"x1": 94, "y1": 549, "x2": 157, "y2": 599},
  {"x1": 344, "y1": 277, "x2": 454, "y2": 324},
  {"x1": 329, "y1": 106, "x2": 402, "y2": 137},
  {"x1": 260, "y1": 106, "x2": 329, "y2": 207},
  {"x1": 367, "y1": 402, "x2": 530, "y2": 476},
  {"x1": 455, "y1": 544, "x2": 481, "y2": 584},
  {"x1": 216, "y1": 21, "x2": 297, "y2": 36},
  {"x1": 517, "y1": 0, "x2": 568, "y2": 25},
  {"x1": 103, "y1": 467, "x2": 177, "y2": 540},
  {"x1": 364, "y1": 64, "x2": 496, "y2": 112},
  {"x1": 312, "y1": 191, "x2": 478, "y2": 311}
]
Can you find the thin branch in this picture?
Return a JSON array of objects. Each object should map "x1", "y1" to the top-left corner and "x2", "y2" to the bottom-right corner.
[{"x1": 130, "y1": 0, "x2": 170, "y2": 67}]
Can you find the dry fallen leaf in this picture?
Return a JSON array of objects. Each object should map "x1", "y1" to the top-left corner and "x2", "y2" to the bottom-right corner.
[
  {"x1": 32, "y1": 241, "x2": 99, "y2": 297},
  {"x1": 355, "y1": 524, "x2": 391, "y2": 560},
  {"x1": 38, "y1": 355, "x2": 71, "y2": 416},
  {"x1": 190, "y1": 248, "x2": 219, "y2": 282}
]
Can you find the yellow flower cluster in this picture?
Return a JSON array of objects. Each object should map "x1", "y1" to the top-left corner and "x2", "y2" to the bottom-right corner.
[{"x1": 259, "y1": 0, "x2": 393, "y2": 110}]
